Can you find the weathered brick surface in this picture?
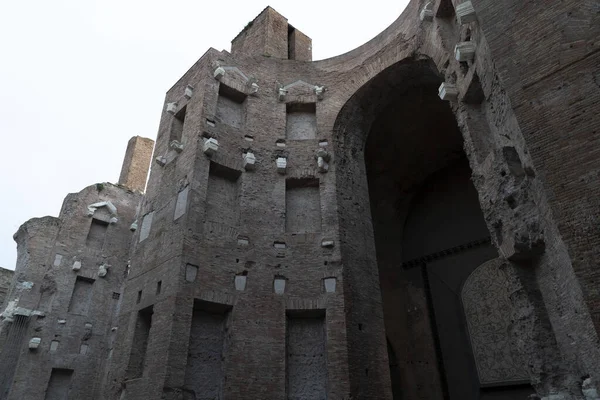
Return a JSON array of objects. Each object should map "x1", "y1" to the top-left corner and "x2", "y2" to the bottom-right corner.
[{"x1": 2, "y1": 2, "x2": 600, "y2": 399}]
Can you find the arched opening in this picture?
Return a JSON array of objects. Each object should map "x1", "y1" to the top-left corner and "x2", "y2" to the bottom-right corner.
[{"x1": 333, "y1": 57, "x2": 533, "y2": 399}]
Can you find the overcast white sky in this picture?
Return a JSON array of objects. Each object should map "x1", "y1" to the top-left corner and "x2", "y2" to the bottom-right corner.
[{"x1": 0, "y1": 0, "x2": 409, "y2": 270}]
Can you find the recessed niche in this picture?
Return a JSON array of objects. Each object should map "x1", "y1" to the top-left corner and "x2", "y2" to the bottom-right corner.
[
  {"x1": 184, "y1": 300, "x2": 231, "y2": 399},
  {"x1": 286, "y1": 178, "x2": 321, "y2": 233},
  {"x1": 286, "y1": 103, "x2": 317, "y2": 140},
  {"x1": 206, "y1": 163, "x2": 241, "y2": 228},
  {"x1": 286, "y1": 310, "x2": 327, "y2": 399},
  {"x1": 68, "y1": 276, "x2": 94, "y2": 315},
  {"x1": 86, "y1": 218, "x2": 108, "y2": 250},
  {"x1": 126, "y1": 305, "x2": 153, "y2": 379},
  {"x1": 216, "y1": 85, "x2": 246, "y2": 128},
  {"x1": 45, "y1": 368, "x2": 74, "y2": 400},
  {"x1": 170, "y1": 105, "x2": 187, "y2": 142}
]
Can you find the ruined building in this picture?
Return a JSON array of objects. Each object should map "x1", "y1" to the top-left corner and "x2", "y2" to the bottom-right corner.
[{"x1": 1, "y1": 1, "x2": 599, "y2": 399}]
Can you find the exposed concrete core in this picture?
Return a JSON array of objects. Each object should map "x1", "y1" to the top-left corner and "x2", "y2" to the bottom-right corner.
[
  {"x1": 0, "y1": 267, "x2": 14, "y2": 306},
  {"x1": 118, "y1": 136, "x2": 154, "y2": 193},
  {"x1": 183, "y1": 301, "x2": 230, "y2": 399},
  {"x1": 44, "y1": 368, "x2": 74, "y2": 400},
  {"x1": 126, "y1": 306, "x2": 153, "y2": 379},
  {"x1": 285, "y1": 178, "x2": 321, "y2": 233},
  {"x1": 86, "y1": 218, "x2": 108, "y2": 249},
  {"x1": 216, "y1": 85, "x2": 245, "y2": 128},
  {"x1": 286, "y1": 103, "x2": 316, "y2": 140},
  {"x1": 286, "y1": 311, "x2": 327, "y2": 400},
  {"x1": 206, "y1": 163, "x2": 240, "y2": 229},
  {"x1": 68, "y1": 276, "x2": 94, "y2": 315},
  {"x1": 0, "y1": 316, "x2": 29, "y2": 399}
]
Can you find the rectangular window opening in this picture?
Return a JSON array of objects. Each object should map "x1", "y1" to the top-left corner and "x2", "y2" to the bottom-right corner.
[
  {"x1": 126, "y1": 305, "x2": 154, "y2": 380},
  {"x1": 286, "y1": 309, "x2": 327, "y2": 399},
  {"x1": 156, "y1": 281, "x2": 162, "y2": 295},
  {"x1": 286, "y1": 103, "x2": 317, "y2": 140},
  {"x1": 86, "y1": 218, "x2": 108, "y2": 249},
  {"x1": 68, "y1": 276, "x2": 95, "y2": 315},
  {"x1": 288, "y1": 24, "x2": 296, "y2": 60}
]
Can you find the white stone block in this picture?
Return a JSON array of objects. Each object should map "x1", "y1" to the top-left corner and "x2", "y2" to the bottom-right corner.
[
  {"x1": 237, "y1": 237, "x2": 249, "y2": 246},
  {"x1": 109, "y1": 217, "x2": 118, "y2": 225},
  {"x1": 129, "y1": 221, "x2": 138, "y2": 231},
  {"x1": 174, "y1": 187, "x2": 189, "y2": 220},
  {"x1": 80, "y1": 343, "x2": 89, "y2": 355},
  {"x1": 243, "y1": 152, "x2": 256, "y2": 171},
  {"x1": 274, "y1": 242, "x2": 286, "y2": 249},
  {"x1": 139, "y1": 212, "x2": 154, "y2": 242},
  {"x1": 321, "y1": 240, "x2": 335, "y2": 248},
  {"x1": 319, "y1": 140, "x2": 328, "y2": 147},
  {"x1": 278, "y1": 87, "x2": 287, "y2": 101},
  {"x1": 456, "y1": 1, "x2": 477, "y2": 24},
  {"x1": 276, "y1": 140, "x2": 286, "y2": 148},
  {"x1": 29, "y1": 337, "x2": 41, "y2": 350},
  {"x1": 170, "y1": 140, "x2": 184, "y2": 153},
  {"x1": 454, "y1": 41, "x2": 476, "y2": 62},
  {"x1": 206, "y1": 119, "x2": 216, "y2": 127},
  {"x1": 50, "y1": 340, "x2": 59, "y2": 352},
  {"x1": 235, "y1": 275, "x2": 247, "y2": 291},
  {"x1": 54, "y1": 254, "x2": 63, "y2": 267},
  {"x1": 324, "y1": 277, "x2": 337, "y2": 293},
  {"x1": 438, "y1": 82, "x2": 458, "y2": 101},
  {"x1": 98, "y1": 264, "x2": 109, "y2": 278},
  {"x1": 317, "y1": 157, "x2": 329, "y2": 173},
  {"x1": 276, "y1": 157, "x2": 287, "y2": 174},
  {"x1": 203, "y1": 138, "x2": 219, "y2": 156},
  {"x1": 274, "y1": 278, "x2": 286, "y2": 294},
  {"x1": 250, "y1": 82, "x2": 259, "y2": 94},
  {"x1": 214, "y1": 66, "x2": 225, "y2": 80},
  {"x1": 72, "y1": 261, "x2": 82, "y2": 271},
  {"x1": 583, "y1": 378, "x2": 599, "y2": 400},
  {"x1": 166, "y1": 102, "x2": 178, "y2": 114},
  {"x1": 58, "y1": 319, "x2": 66, "y2": 324},
  {"x1": 85, "y1": 323, "x2": 92, "y2": 330},
  {"x1": 420, "y1": 2, "x2": 434, "y2": 21},
  {"x1": 155, "y1": 156, "x2": 167, "y2": 167},
  {"x1": 314, "y1": 85, "x2": 325, "y2": 100},
  {"x1": 184, "y1": 85, "x2": 194, "y2": 99}
]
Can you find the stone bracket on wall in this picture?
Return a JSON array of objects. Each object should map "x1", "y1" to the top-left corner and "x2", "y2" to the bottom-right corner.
[
  {"x1": 278, "y1": 80, "x2": 325, "y2": 103},
  {"x1": 86, "y1": 201, "x2": 118, "y2": 224}
]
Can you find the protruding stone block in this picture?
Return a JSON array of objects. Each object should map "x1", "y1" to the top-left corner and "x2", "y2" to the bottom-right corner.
[
  {"x1": 185, "y1": 264, "x2": 198, "y2": 282},
  {"x1": 184, "y1": 85, "x2": 194, "y2": 99},
  {"x1": 274, "y1": 277, "x2": 286, "y2": 294},
  {"x1": 276, "y1": 157, "x2": 287, "y2": 174},
  {"x1": 321, "y1": 240, "x2": 335, "y2": 248},
  {"x1": 250, "y1": 82, "x2": 259, "y2": 94},
  {"x1": 274, "y1": 241, "x2": 286, "y2": 249},
  {"x1": 237, "y1": 236, "x2": 249, "y2": 246},
  {"x1": 314, "y1": 85, "x2": 325, "y2": 100},
  {"x1": 214, "y1": 66, "x2": 225, "y2": 80},
  {"x1": 170, "y1": 140, "x2": 184, "y2": 153},
  {"x1": 166, "y1": 102, "x2": 178, "y2": 114},
  {"x1": 109, "y1": 217, "x2": 118, "y2": 225},
  {"x1": 456, "y1": 1, "x2": 477, "y2": 25},
  {"x1": 72, "y1": 261, "x2": 82, "y2": 272},
  {"x1": 454, "y1": 41, "x2": 476, "y2": 62},
  {"x1": 278, "y1": 87, "x2": 287, "y2": 102},
  {"x1": 155, "y1": 156, "x2": 167, "y2": 167},
  {"x1": 235, "y1": 275, "x2": 247, "y2": 291},
  {"x1": 438, "y1": 82, "x2": 458, "y2": 101},
  {"x1": 243, "y1": 152, "x2": 256, "y2": 171},
  {"x1": 98, "y1": 264, "x2": 109, "y2": 278},
  {"x1": 203, "y1": 138, "x2": 219, "y2": 157},
  {"x1": 582, "y1": 378, "x2": 598, "y2": 400},
  {"x1": 420, "y1": 2, "x2": 434, "y2": 21},
  {"x1": 324, "y1": 277, "x2": 337, "y2": 293},
  {"x1": 29, "y1": 337, "x2": 41, "y2": 350},
  {"x1": 130, "y1": 220, "x2": 138, "y2": 231},
  {"x1": 54, "y1": 254, "x2": 63, "y2": 267},
  {"x1": 58, "y1": 319, "x2": 66, "y2": 324},
  {"x1": 317, "y1": 157, "x2": 329, "y2": 173}
]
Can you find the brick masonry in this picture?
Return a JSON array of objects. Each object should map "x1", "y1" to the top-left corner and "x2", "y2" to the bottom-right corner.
[{"x1": 1, "y1": 1, "x2": 599, "y2": 400}]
